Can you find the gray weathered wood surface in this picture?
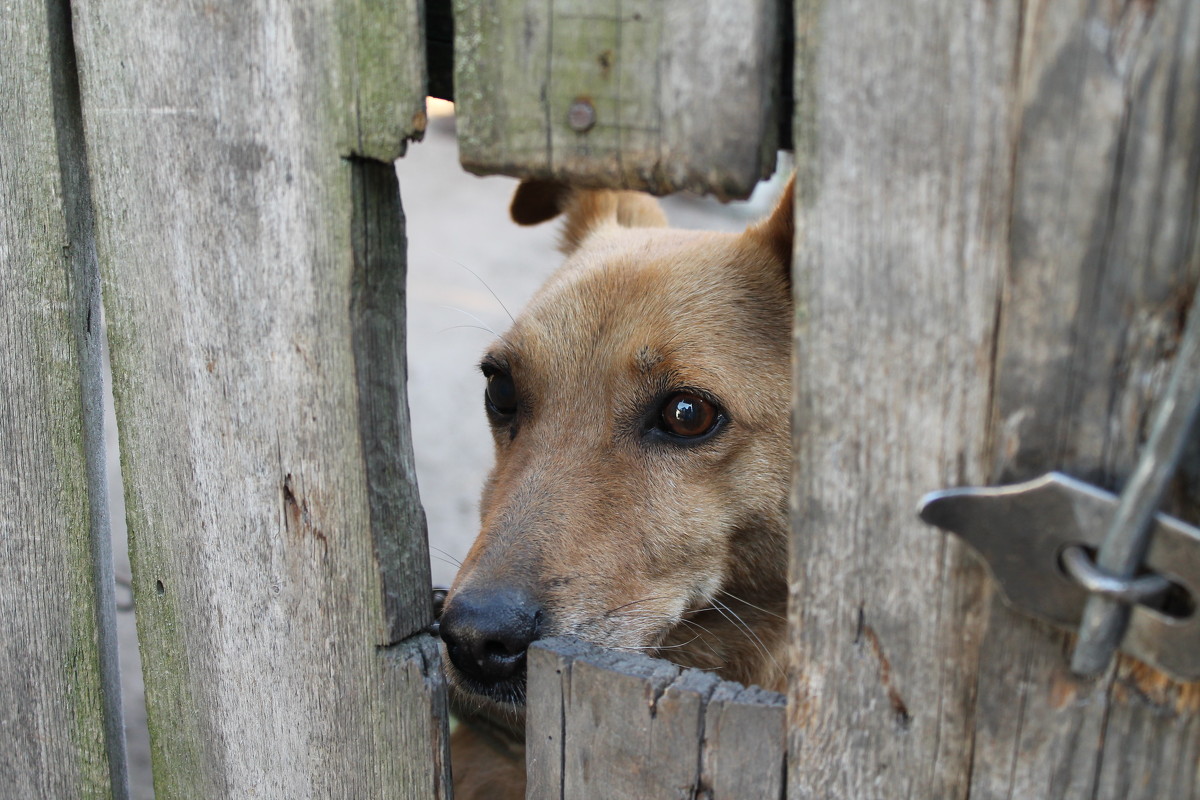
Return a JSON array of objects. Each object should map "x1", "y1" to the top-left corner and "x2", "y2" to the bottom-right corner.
[
  {"x1": 69, "y1": 0, "x2": 448, "y2": 796},
  {"x1": 791, "y1": 0, "x2": 1200, "y2": 797},
  {"x1": 453, "y1": 0, "x2": 781, "y2": 199},
  {"x1": 1, "y1": 0, "x2": 126, "y2": 796},
  {"x1": 526, "y1": 637, "x2": 785, "y2": 800}
]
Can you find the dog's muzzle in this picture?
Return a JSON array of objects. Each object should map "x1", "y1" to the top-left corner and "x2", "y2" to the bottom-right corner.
[{"x1": 438, "y1": 585, "x2": 544, "y2": 699}]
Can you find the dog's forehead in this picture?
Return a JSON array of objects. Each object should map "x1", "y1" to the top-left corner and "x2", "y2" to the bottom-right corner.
[
  {"x1": 495, "y1": 227, "x2": 789, "y2": 403},
  {"x1": 520, "y1": 232, "x2": 744, "y2": 341}
]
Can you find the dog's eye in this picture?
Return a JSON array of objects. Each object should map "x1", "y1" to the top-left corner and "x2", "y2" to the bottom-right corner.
[
  {"x1": 485, "y1": 372, "x2": 518, "y2": 416},
  {"x1": 659, "y1": 393, "x2": 719, "y2": 438}
]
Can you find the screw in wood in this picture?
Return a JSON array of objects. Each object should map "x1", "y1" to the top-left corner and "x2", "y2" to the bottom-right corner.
[{"x1": 567, "y1": 99, "x2": 596, "y2": 132}]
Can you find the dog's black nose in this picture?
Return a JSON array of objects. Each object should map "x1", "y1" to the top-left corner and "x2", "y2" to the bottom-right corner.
[{"x1": 439, "y1": 587, "x2": 543, "y2": 685}]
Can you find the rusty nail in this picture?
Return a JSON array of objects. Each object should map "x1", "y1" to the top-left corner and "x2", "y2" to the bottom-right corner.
[{"x1": 567, "y1": 100, "x2": 596, "y2": 132}]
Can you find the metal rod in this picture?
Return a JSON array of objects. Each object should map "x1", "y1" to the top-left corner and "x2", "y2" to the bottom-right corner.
[{"x1": 1071, "y1": 288, "x2": 1200, "y2": 676}]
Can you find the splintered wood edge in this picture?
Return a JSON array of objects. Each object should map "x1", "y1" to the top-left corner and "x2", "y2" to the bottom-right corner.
[{"x1": 526, "y1": 638, "x2": 786, "y2": 798}]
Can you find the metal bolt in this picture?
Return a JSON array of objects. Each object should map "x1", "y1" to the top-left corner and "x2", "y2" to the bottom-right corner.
[{"x1": 567, "y1": 100, "x2": 596, "y2": 132}]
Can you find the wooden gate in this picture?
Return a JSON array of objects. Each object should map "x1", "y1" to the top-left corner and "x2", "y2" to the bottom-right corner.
[
  {"x1": 789, "y1": 1, "x2": 1200, "y2": 796},
  {"x1": 3, "y1": 0, "x2": 1198, "y2": 797}
]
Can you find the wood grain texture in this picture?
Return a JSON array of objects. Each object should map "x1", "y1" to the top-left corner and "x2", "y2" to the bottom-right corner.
[
  {"x1": 69, "y1": 0, "x2": 447, "y2": 796},
  {"x1": 974, "y1": 1, "x2": 1200, "y2": 797},
  {"x1": 789, "y1": 0, "x2": 1014, "y2": 795},
  {"x1": 527, "y1": 637, "x2": 786, "y2": 800},
  {"x1": 525, "y1": 637, "x2": 590, "y2": 799},
  {"x1": 453, "y1": 0, "x2": 781, "y2": 199},
  {"x1": 790, "y1": 0, "x2": 1200, "y2": 797},
  {"x1": 0, "y1": 0, "x2": 124, "y2": 796},
  {"x1": 702, "y1": 683, "x2": 785, "y2": 800}
]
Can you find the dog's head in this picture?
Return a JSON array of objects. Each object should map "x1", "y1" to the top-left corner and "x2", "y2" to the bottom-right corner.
[{"x1": 440, "y1": 178, "x2": 794, "y2": 709}]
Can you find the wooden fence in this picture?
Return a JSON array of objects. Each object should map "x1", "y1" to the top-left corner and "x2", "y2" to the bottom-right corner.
[
  {"x1": 3, "y1": 0, "x2": 1198, "y2": 797},
  {"x1": 526, "y1": 638, "x2": 785, "y2": 800}
]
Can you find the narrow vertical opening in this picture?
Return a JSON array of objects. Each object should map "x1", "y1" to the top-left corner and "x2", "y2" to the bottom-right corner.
[{"x1": 101, "y1": 322, "x2": 156, "y2": 799}]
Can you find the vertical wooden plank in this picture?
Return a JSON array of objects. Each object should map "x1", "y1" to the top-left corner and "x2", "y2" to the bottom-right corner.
[
  {"x1": 563, "y1": 648, "x2": 680, "y2": 797},
  {"x1": 791, "y1": 0, "x2": 1200, "y2": 797},
  {"x1": 650, "y1": 669, "x2": 721, "y2": 798},
  {"x1": 972, "y1": 0, "x2": 1200, "y2": 797},
  {"x1": 0, "y1": 0, "x2": 125, "y2": 796},
  {"x1": 70, "y1": 0, "x2": 447, "y2": 796},
  {"x1": 526, "y1": 638, "x2": 786, "y2": 799},
  {"x1": 525, "y1": 638, "x2": 589, "y2": 800},
  {"x1": 789, "y1": 0, "x2": 1016, "y2": 795},
  {"x1": 453, "y1": 0, "x2": 781, "y2": 199},
  {"x1": 701, "y1": 683, "x2": 785, "y2": 800}
]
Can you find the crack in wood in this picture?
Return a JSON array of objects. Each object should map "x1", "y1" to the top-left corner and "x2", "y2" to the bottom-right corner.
[{"x1": 858, "y1": 620, "x2": 912, "y2": 730}]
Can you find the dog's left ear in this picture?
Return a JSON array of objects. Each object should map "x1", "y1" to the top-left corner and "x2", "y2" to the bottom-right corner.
[
  {"x1": 510, "y1": 180, "x2": 573, "y2": 228},
  {"x1": 744, "y1": 175, "x2": 795, "y2": 277}
]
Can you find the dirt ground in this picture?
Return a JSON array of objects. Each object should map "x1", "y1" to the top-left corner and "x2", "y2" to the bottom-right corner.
[{"x1": 107, "y1": 100, "x2": 786, "y2": 797}]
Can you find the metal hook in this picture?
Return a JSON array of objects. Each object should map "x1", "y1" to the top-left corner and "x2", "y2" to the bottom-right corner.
[{"x1": 1060, "y1": 545, "x2": 1170, "y2": 605}]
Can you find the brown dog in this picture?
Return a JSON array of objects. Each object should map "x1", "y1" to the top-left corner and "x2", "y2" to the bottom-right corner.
[{"x1": 441, "y1": 176, "x2": 794, "y2": 799}]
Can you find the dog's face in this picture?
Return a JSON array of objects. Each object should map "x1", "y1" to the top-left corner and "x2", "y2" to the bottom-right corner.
[{"x1": 440, "y1": 180, "x2": 793, "y2": 709}]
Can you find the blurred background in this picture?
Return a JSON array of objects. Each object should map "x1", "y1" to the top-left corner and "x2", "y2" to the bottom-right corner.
[{"x1": 107, "y1": 98, "x2": 788, "y2": 797}]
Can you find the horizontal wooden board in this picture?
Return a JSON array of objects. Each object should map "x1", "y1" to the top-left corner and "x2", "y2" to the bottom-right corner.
[{"x1": 454, "y1": 0, "x2": 782, "y2": 199}]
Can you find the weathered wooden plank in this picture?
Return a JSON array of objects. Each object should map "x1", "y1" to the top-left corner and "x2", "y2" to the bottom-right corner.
[
  {"x1": 525, "y1": 637, "x2": 589, "y2": 799},
  {"x1": 701, "y1": 683, "x2": 785, "y2": 800},
  {"x1": 0, "y1": 0, "x2": 125, "y2": 797},
  {"x1": 69, "y1": 0, "x2": 446, "y2": 796},
  {"x1": 972, "y1": 0, "x2": 1200, "y2": 797},
  {"x1": 453, "y1": 0, "x2": 781, "y2": 199},
  {"x1": 788, "y1": 0, "x2": 1016, "y2": 795},
  {"x1": 527, "y1": 638, "x2": 786, "y2": 799},
  {"x1": 650, "y1": 669, "x2": 721, "y2": 798},
  {"x1": 791, "y1": 0, "x2": 1200, "y2": 797},
  {"x1": 563, "y1": 645, "x2": 680, "y2": 797}
]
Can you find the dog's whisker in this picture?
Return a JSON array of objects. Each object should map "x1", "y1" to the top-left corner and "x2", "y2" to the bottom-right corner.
[
  {"x1": 437, "y1": 323, "x2": 504, "y2": 339},
  {"x1": 674, "y1": 616, "x2": 716, "y2": 634},
  {"x1": 711, "y1": 597, "x2": 782, "y2": 673},
  {"x1": 646, "y1": 634, "x2": 705, "y2": 650},
  {"x1": 595, "y1": 612, "x2": 665, "y2": 624},
  {"x1": 602, "y1": 596, "x2": 670, "y2": 617},
  {"x1": 588, "y1": 608, "x2": 727, "y2": 666},
  {"x1": 718, "y1": 589, "x2": 786, "y2": 621},
  {"x1": 607, "y1": 634, "x2": 703, "y2": 653},
  {"x1": 668, "y1": 618, "x2": 724, "y2": 657},
  {"x1": 451, "y1": 260, "x2": 517, "y2": 325},
  {"x1": 710, "y1": 598, "x2": 766, "y2": 650},
  {"x1": 683, "y1": 605, "x2": 720, "y2": 615},
  {"x1": 429, "y1": 545, "x2": 463, "y2": 567},
  {"x1": 436, "y1": 305, "x2": 505, "y2": 338}
]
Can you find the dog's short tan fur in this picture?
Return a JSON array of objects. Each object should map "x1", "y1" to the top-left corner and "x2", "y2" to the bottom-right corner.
[{"x1": 444, "y1": 177, "x2": 794, "y2": 799}]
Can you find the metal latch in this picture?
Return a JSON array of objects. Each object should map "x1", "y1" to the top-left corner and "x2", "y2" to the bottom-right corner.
[
  {"x1": 920, "y1": 473, "x2": 1199, "y2": 681},
  {"x1": 921, "y1": 280, "x2": 1200, "y2": 682}
]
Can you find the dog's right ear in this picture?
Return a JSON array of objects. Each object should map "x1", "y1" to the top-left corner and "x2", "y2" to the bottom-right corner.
[{"x1": 510, "y1": 179, "x2": 668, "y2": 254}]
